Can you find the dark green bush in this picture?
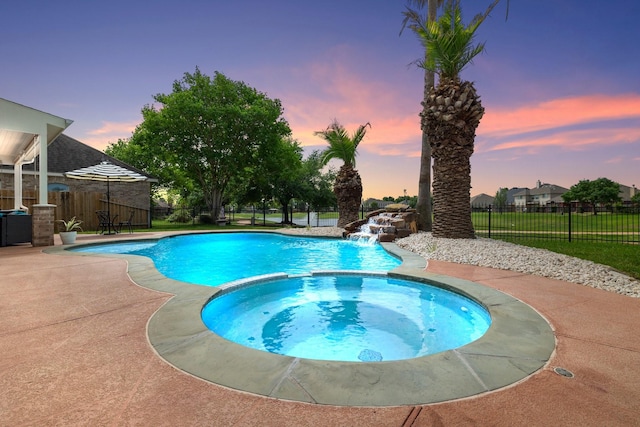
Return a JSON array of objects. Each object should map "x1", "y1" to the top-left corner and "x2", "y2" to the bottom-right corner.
[
  {"x1": 167, "y1": 210, "x2": 192, "y2": 223},
  {"x1": 198, "y1": 214, "x2": 214, "y2": 224}
]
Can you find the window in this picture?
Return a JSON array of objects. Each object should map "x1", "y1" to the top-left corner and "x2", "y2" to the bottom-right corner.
[{"x1": 48, "y1": 183, "x2": 69, "y2": 192}]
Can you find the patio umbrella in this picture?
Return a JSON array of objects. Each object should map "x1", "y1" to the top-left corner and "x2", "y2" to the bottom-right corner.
[{"x1": 65, "y1": 161, "x2": 148, "y2": 234}]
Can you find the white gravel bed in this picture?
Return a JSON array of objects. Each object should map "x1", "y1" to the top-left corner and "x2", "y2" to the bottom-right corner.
[
  {"x1": 396, "y1": 232, "x2": 640, "y2": 298},
  {"x1": 278, "y1": 227, "x2": 640, "y2": 298}
]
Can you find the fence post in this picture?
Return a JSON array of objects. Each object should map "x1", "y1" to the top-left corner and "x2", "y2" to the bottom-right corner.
[
  {"x1": 487, "y1": 204, "x2": 492, "y2": 239},
  {"x1": 568, "y1": 204, "x2": 572, "y2": 242},
  {"x1": 307, "y1": 204, "x2": 310, "y2": 226}
]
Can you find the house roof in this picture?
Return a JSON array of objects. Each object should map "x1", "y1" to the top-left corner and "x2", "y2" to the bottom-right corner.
[
  {"x1": 512, "y1": 189, "x2": 529, "y2": 197},
  {"x1": 16, "y1": 133, "x2": 155, "y2": 180},
  {"x1": 528, "y1": 184, "x2": 568, "y2": 195},
  {"x1": 470, "y1": 193, "x2": 494, "y2": 205}
]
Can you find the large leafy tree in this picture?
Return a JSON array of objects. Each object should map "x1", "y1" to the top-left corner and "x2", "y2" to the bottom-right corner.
[
  {"x1": 314, "y1": 120, "x2": 370, "y2": 227},
  {"x1": 494, "y1": 187, "x2": 508, "y2": 213},
  {"x1": 105, "y1": 136, "x2": 193, "y2": 198},
  {"x1": 269, "y1": 146, "x2": 337, "y2": 223},
  {"x1": 266, "y1": 137, "x2": 305, "y2": 224},
  {"x1": 299, "y1": 150, "x2": 337, "y2": 210},
  {"x1": 133, "y1": 68, "x2": 291, "y2": 220},
  {"x1": 401, "y1": 0, "x2": 444, "y2": 232},
  {"x1": 415, "y1": 1, "x2": 500, "y2": 238},
  {"x1": 227, "y1": 140, "x2": 335, "y2": 222},
  {"x1": 562, "y1": 178, "x2": 622, "y2": 214}
]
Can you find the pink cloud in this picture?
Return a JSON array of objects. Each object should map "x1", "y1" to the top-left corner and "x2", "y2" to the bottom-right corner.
[
  {"x1": 77, "y1": 121, "x2": 139, "y2": 151},
  {"x1": 486, "y1": 126, "x2": 640, "y2": 154},
  {"x1": 479, "y1": 94, "x2": 640, "y2": 139},
  {"x1": 87, "y1": 121, "x2": 138, "y2": 137},
  {"x1": 284, "y1": 55, "x2": 640, "y2": 164},
  {"x1": 280, "y1": 48, "x2": 423, "y2": 152}
]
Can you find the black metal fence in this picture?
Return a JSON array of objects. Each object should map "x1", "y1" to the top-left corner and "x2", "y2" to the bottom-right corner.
[
  {"x1": 473, "y1": 204, "x2": 640, "y2": 244},
  {"x1": 158, "y1": 202, "x2": 640, "y2": 244},
  {"x1": 157, "y1": 205, "x2": 344, "y2": 227}
]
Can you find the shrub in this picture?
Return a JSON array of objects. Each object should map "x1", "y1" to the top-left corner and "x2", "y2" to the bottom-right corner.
[
  {"x1": 198, "y1": 214, "x2": 214, "y2": 224},
  {"x1": 167, "y1": 210, "x2": 192, "y2": 223}
]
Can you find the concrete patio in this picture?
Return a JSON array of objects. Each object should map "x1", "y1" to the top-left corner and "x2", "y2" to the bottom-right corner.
[{"x1": 1, "y1": 232, "x2": 639, "y2": 426}]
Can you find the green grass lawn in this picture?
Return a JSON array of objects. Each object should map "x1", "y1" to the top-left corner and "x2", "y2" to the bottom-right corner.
[
  {"x1": 472, "y1": 211, "x2": 639, "y2": 233},
  {"x1": 501, "y1": 238, "x2": 640, "y2": 280}
]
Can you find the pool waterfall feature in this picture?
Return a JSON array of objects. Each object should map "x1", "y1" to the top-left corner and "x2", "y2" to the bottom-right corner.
[
  {"x1": 346, "y1": 218, "x2": 381, "y2": 244},
  {"x1": 52, "y1": 232, "x2": 555, "y2": 406},
  {"x1": 345, "y1": 204, "x2": 419, "y2": 243}
]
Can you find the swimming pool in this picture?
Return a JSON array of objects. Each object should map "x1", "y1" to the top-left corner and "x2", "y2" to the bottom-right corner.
[
  {"x1": 72, "y1": 232, "x2": 401, "y2": 286},
  {"x1": 202, "y1": 273, "x2": 491, "y2": 362}
]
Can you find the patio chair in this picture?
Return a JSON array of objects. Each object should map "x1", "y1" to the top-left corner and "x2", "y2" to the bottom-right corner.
[
  {"x1": 96, "y1": 211, "x2": 110, "y2": 234},
  {"x1": 118, "y1": 210, "x2": 135, "y2": 234}
]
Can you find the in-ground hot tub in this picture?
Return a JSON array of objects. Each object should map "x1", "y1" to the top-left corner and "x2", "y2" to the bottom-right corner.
[{"x1": 201, "y1": 273, "x2": 491, "y2": 362}]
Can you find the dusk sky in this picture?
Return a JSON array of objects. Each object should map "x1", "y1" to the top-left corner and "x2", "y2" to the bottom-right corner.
[{"x1": 2, "y1": 0, "x2": 639, "y2": 199}]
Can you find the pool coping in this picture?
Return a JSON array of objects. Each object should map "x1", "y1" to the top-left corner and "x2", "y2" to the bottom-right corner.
[{"x1": 47, "y1": 231, "x2": 555, "y2": 406}]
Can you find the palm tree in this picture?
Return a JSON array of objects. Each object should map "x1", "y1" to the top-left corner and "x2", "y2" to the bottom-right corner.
[
  {"x1": 401, "y1": 0, "x2": 445, "y2": 233},
  {"x1": 416, "y1": 1, "x2": 500, "y2": 238},
  {"x1": 314, "y1": 120, "x2": 370, "y2": 228}
]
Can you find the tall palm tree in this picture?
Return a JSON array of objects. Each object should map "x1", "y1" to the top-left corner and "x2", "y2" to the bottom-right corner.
[
  {"x1": 314, "y1": 120, "x2": 370, "y2": 228},
  {"x1": 401, "y1": 0, "x2": 445, "y2": 233},
  {"x1": 416, "y1": 1, "x2": 500, "y2": 238}
]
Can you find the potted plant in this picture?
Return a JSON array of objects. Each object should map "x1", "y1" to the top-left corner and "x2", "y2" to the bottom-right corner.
[{"x1": 57, "y1": 216, "x2": 83, "y2": 245}]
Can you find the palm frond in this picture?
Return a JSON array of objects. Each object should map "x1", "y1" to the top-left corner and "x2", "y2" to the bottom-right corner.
[
  {"x1": 416, "y1": 2, "x2": 494, "y2": 80},
  {"x1": 314, "y1": 120, "x2": 370, "y2": 168}
]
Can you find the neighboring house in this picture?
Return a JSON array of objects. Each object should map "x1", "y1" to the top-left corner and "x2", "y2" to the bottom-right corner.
[
  {"x1": 513, "y1": 180, "x2": 568, "y2": 210},
  {"x1": 472, "y1": 181, "x2": 636, "y2": 212},
  {"x1": 506, "y1": 187, "x2": 527, "y2": 205},
  {"x1": 470, "y1": 193, "x2": 494, "y2": 206},
  {"x1": 470, "y1": 188, "x2": 525, "y2": 206},
  {"x1": 619, "y1": 183, "x2": 638, "y2": 202}
]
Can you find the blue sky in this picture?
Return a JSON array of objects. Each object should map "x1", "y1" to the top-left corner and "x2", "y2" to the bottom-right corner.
[{"x1": 2, "y1": 0, "x2": 639, "y2": 199}]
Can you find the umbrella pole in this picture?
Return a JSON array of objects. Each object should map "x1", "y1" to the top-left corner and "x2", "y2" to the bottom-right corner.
[{"x1": 107, "y1": 178, "x2": 112, "y2": 234}]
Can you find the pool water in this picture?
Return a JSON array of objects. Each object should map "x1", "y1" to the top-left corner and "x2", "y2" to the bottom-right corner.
[
  {"x1": 202, "y1": 274, "x2": 491, "y2": 362},
  {"x1": 73, "y1": 233, "x2": 401, "y2": 287}
]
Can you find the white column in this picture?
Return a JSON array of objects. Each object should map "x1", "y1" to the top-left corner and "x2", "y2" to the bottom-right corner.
[
  {"x1": 13, "y1": 160, "x2": 23, "y2": 210},
  {"x1": 37, "y1": 132, "x2": 48, "y2": 204}
]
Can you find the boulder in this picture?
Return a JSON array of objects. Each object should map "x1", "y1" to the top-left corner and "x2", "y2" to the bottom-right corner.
[{"x1": 378, "y1": 233, "x2": 396, "y2": 242}]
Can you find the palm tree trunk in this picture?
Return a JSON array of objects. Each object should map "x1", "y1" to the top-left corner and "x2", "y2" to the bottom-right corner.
[
  {"x1": 334, "y1": 165, "x2": 363, "y2": 228},
  {"x1": 415, "y1": 0, "x2": 439, "y2": 232},
  {"x1": 431, "y1": 145, "x2": 474, "y2": 238},
  {"x1": 422, "y1": 78, "x2": 483, "y2": 238},
  {"x1": 416, "y1": 72, "x2": 433, "y2": 232}
]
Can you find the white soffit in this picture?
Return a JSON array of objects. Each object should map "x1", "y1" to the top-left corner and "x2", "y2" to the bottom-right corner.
[{"x1": 0, "y1": 98, "x2": 73, "y2": 165}]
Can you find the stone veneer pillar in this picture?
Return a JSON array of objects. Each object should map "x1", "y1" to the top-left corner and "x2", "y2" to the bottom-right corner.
[{"x1": 32, "y1": 204, "x2": 56, "y2": 247}]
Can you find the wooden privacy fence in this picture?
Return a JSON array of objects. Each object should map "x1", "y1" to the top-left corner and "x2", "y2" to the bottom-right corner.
[{"x1": 0, "y1": 190, "x2": 149, "y2": 232}]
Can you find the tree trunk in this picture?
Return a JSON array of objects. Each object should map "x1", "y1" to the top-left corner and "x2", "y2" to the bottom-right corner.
[
  {"x1": 421, "y1": 78, "x2": 484, "y2": 238},
  {"x1": 334, "y1": 165, "x2": 362, "y2": 228},
  {"x1": 280, "y1": 201, "x2": 291, "y2": 223},
  {"x1": 415, "y1": 0, "x2": 439, "y2": 232},
  {"x1": 416, "y1": 104, "x2": 433, "y2": 232},
  {"x1": 205, "y1": 187, "x2": 224, "y2": 221}
]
